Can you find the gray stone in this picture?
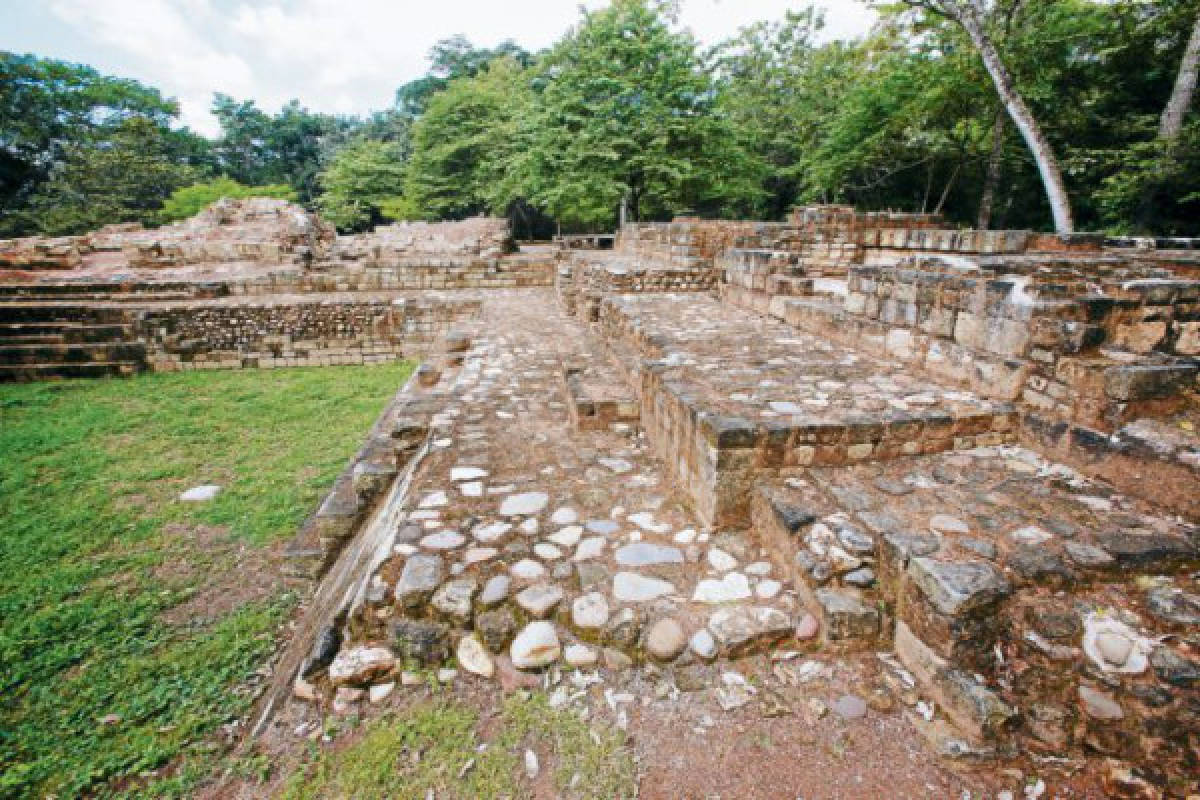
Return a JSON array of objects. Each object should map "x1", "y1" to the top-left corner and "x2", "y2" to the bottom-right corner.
[
  {"x1": 831, "y1": 694, "x2": 867, "y2": 719},
  {"x1": 613, "y1": 572, "x2": 676, "y2": 603},
  {"x1": 1007, "y1": 546, "x2": 1076, "y2": 585},
  {"x1": 479, "y1": 574, "x2": 511, "y2": 608},
  {"x1": 395, "y1": 554, "x2": 444, "y2": 610},
  {"x1": 930, "y1": 514, "x2": 970, "y2": 535},
  {"x1": 645, "y1": 618, "x2": 687, "y2": 661},
  {"x1": 575, "y1": 562, "x2": 609, "y2": 591},
  {"x1": 615, "y1": 542, "x2": 684, "y2": 567},
  {"x1": 457, "y1": 635, "x2": 494, "y2": 678},
  {"x1": 1146, "y1": 586, "x2": 1200, "y2": 627},
  {"x1": 689, "y1": 629, "x2": 717, "y2": 661},
  {"x1": 393, "y1": 619, "x2": 452, "y2": 664},
  {"x1": 510, "y1": 621, "x2": 561, "y2": 669},
  {"x1": 1094, "y1": 529, "x2": 1196, "y2": 568},
  {"x1": 692, "y1": 572, "x2": 751, "y2": 604},
  {"x1": 873, "y1": 478, "x2": 913, "y2": 496},
  {"x1": 573, "y1": 536, "x2": 607, "y2": 561},
  {"x1": 1150, "y1": 646, "x2": 1200, "y2": 688},
  {"x1": 842, "y1": 567, "x2": 876, "y2": 587},
  {"x1": 907, "y1": 558, "x2": 1010, "y2": 617},
  {"x1": 499, "y1": 492, "x2": 549, "y2": 517},
  {"x1": 515, "y1": 584, "x2": 564, "y2": 618},
  {"x1": 421, "y1": 530, "x2": 466, "y2": 551},
  {"x1": 1064, "y1": 541, "x2": 1115, "y2": 569},
  {"x1": 586, "y1": 519, "x2": 620, "y2": 535},
  {"x1": 431, "y1": 578, "x2": 478, "y2": 623},
  {"x1": 836, "y1": 524, "x2": 875, "y2": 556},
  {"x1": 815, "y1": 588, "x2": 881, "y2": 640},
  {"x1": 959, "y1": 538, "x2": 997, "y2": 560},
  {"x1": 605, "y1": 607, "x2": 643, "y2": 650}
]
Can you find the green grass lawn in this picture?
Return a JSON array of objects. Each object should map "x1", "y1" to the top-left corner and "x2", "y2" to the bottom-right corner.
[{"x1": 0, "y1": 363, "x2": 412, "y2": 799}]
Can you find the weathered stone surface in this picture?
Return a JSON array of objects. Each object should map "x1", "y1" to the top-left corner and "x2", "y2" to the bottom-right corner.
[
  {"x1": 328, "y1": 646, "x2": 395, "y2": 686},
  {"x1": 1145, "y1": 586, "x2": 1200, "y2": 626},
  {"x1": 510, "y1": 621, "x2": 561, "y2": 669},
  {"x1": 814, "y1": 588, "x2": 880, "y2": 641},
  {"x1": 500, "y1": 492, "x2": 549, "y2": 516},
  {"x1": 692, "y1": 572, "x2": 751, "y2": 604},
  {"x1": 571, "y1": 592, "x2": 610, "y2": 631},
  {"x1": 614, "y1": 542, "x2": 684, "y2": 567},
  {"x1": 605, "y1": 607, "x2": 643, "y2": 651},
  {"x1": 1078, "y1": 686, "x2": 1124, "y2": 721},
  {"x1": 515, "y1": 584, "x2": 564, "y2": 618},
  {"x1": 1094, "y1": 529, "x2": 1195, "y2": 568},
  {"x1": 431, "y1": 577, "x2": 477, "y2": 623},
  {"x1": 645, "y1": 618, "x2": 687, "y2": 661},
  {"x1": 907, "y1": 558, "x2": 1010, "y2": 617},
  {"x1": 393, "y1": 619, "x2": 452, "y2": 665},
  {"x1": 613, "y1": 571, "x2": 675, "y2": 603},
  {"x1": 457, "y1": 634, "x2": 495, "y2": 678},
  {"x1": 479, "y1": 574, "x2": 511, "y2": 608},
  {"x1": 180, "y1": 484, "x2": 221, "y2": 502},
  {"x1": 476, "y1": 608, "x2": 517, "y2": 653},
  {"x1": 707, "y1": 606, "x2": 792, "y2": 656},
  {"x1": 395, "y1": 554, "x2": 444, "y2": 609}
]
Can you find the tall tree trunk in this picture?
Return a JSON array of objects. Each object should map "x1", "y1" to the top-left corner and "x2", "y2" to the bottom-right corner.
[
  {"x1": 934, "y1": 160, "x2": 962, "y2": 215},
  {"x1": 953, "y1": 3, "x2": 1074, "y2": 233},
  {"x1": 1160, "y1": 11, "x2": 1200, "y2": 144},
  {"x1": 977, "y1": 109, "x2": 1006, "y2": 229}
]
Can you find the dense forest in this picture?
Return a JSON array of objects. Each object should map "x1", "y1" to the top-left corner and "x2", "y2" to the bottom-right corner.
[{"x1": 2, "y1": 0, "x2": 1199, "y2": 238}]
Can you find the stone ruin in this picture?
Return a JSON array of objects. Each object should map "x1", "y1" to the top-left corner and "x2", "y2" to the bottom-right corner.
[{"x1": 3, "y1": 201, "x2": 1198, "y2": 795}]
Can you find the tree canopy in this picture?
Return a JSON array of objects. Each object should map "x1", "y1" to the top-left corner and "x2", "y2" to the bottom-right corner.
[{"x1": 4, "y1": 0, "x2": 1200, "y2": 237}]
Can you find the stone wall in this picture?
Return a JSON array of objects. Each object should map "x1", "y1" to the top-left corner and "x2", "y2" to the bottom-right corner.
[{"x1": 134, "y1": 295, "x2": 481, "y2": 372}]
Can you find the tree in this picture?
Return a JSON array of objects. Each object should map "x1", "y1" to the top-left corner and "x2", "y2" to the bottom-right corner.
[
  {"x1": 212, "y1": 95, "x2": 350, "y2": 201},
  {"x1": 395, "y1": 36, "x2": 533, "y2": 117},
  {"x1": 317, "y1": 138, "x2": 407, "y2": 231},
  {"x1": 521, "y1": 0, "x2": 757, "y2": 229},
  {"x1": 404, "y1": 57, "x2": 533, "y2": 220},
  {"x1": 1160, "y1": 9, "x2": 1200, "y2": 144},
  {"x1": 158, "y1": 177, "x2": 296, "y2": 223},
  {"x1": 0, "y1": 52, "x2": 208, "y2": 236},
  {"x1": 903, "y1": 0, "x2": 1075, "y2": 232},
  {"x1": 20, "y1": 116, "x2": 201, "y2": 235}
]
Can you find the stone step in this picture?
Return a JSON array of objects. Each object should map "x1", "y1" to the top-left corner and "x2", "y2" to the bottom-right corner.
[
  {"x1": 0, "y1": 304, "x2": 132, "y2": 325},
  {"x1": 0, "y1": 361, "x2": 143, "y2": 382},
  {"x1": 0, "y1": 322, "x2": 132, "y2": 344},
  {"x1": 0, "y1": 342, "x2": 146, "y2": 365}
]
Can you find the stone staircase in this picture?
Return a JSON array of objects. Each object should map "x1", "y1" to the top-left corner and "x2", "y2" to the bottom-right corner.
[{"x1": 0, "y1": 304, "x2": 145, "y2": 382}]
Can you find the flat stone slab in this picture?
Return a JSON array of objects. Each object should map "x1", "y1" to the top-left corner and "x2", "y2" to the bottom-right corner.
[
  {"x1": 907, "y1": 557, "x2": 1011, "y2": 617},
  {"x1": 395, "y1": 554, "x2": 444, "y2": 609},
  {"x1": 614, "y1": 542, "x2": 684, "y2": 567},
  {"x1": 613, "y1": 572, "x2": 676, "y2": 603},
  {"x1": 707, "y1": 606, "x2": 792, "y2": 656},
  {"x1": 180, "y1": 484, "x2": 222, "y2": 502},
  {"x1": 499, "y1": 492, "x2": 549, "y2": 516},
  {"x1": 693, "y1": 572, "x2": 751, "y2": 604}
]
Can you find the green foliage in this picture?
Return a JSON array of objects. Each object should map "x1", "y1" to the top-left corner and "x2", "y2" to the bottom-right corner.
[
  {"x1": 0, "y1": 363, "x2": 412, "y2": 797},
  {"x1": 158, "y1": 177, "x2": 297, "y2": 223},
  {"x1": 280, "y1": 693, "x2": 635, "y2": 799},
  {"x1": 395, "y1": 35, "x2": 534, "y2": 117},
  {"x1": 317, "y1": 138, "x2": 408, "y2": 231},
  {"x1": 519, "y1": 0, "x2": 759, "y2": 229},
  {"x1": 212, "y1": 95, "x2": 352, "y2": 202},
  {"x1": 0, "y1": 51, "x2": 212, "y2": 237},
  {"x1": 404, "y1": 57, "x2": 534, "y2": 220},
  {"x1": 18, "y1": 116, "x2": 203, "y2": 235}
]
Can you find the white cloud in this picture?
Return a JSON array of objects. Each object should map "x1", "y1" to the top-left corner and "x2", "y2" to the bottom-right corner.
[{"x1": 41, "y1": 0, "x2": 876, "y2": 137}]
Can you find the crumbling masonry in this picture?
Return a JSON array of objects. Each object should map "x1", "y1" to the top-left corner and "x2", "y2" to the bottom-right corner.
[{"x1": 5, "y1": 201, "x2": 1199, "y2": 795}]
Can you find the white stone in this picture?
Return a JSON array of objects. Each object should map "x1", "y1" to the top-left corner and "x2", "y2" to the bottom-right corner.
[
  {"x1": 472, "y1": 521, "x2": 512, "y2": 543},
  {"x1": 551, "y1": 507, "x2": 579, "y2": 525},
  {"x1": 510, "y1": 559, "x2": 547, "y2": 581},
  {"x1": 519, "y1": 518, "x2": 540, "y2": 536},
  {"x1": 549, "y1": 526, "x2": 583, "y2": 547},
  {"x1": 707, "y1": 547, "x2": 738, "y2": 572},
  {"x1": 329, "y1": 646, "x2": 396, "y2": 686},
  {"x1": 690, "y1": 629, "x2": 717, "y2": 660},
  {"x1": 745, "y1": 561, "x2": 772, "y2": 576},
  {"x1": 463, "y1": 547, "x2": 498, "y2": 565},
  {"x1": 564, "y1": 643, "x2": 598, "y2": 668},
  {"x1": 673, "y1": 528, "x2": 697, "y2": 544},
  {"x1": 756, "y1": 579, "x2": 782, "y2": 599},
  {"x1": 769, "y1": 401, "x2": 804, "y2": 414},
  {"x1": 572, "y1": 592, "x2": 611, "y2": 629},
  {"x1": 419, "y1": 491, "x2": 449, "y2": 509},
  {"x1": 929, "y1": 514, "x2": 969, "y2": 534},
  {"x1": 179, "y1": 485, "x2": 221, "y2": 502},
  {"x1": 451, "y1": 467, "x2": 488, "y2": 482},
  {"x1": 510, "y1": 621, "x2": 561, "y2": 669},
  {"x1": 615, "y1": 542, "x2": 684, "y2": 567},
  {"x1": 368, "y1": 682, "x2": 394, "y2": 704},
  {"x1": 613, "y1": 572, "x2": 676, "y2": 603},
  {"x1": 420, "y1": 531, "x2": 465, "y2": 550},
  {"x1": 460, "y1": 481, "x2": 484, "y2": 497},
  {"x1": 499, "y1": 492, "x2": 549, "y2": 516},
  {"x1": 599, "y1": 458, "x2": 633, "y2": 474},
  {"x1": 1082, "y1": 612, "x2": 1152, "y2": 674},
  {"x1": 457, "y1": 635, "x2": 495, "y2": 678},
  {"x1": 627, "y1": 512, "x2": 670, "y2": 534},
  {"x1": 1010, "y1": 526, "x2": 1053, "y2": 545},
  {"x1": 573, "y1": 536, "x2": 607, "y2": 561},
  {"x1": 534, "y1": 542, "x2": 563, "y2": 560},
  {"x1": 693, "y1": 572, "x2": 752, "y2": 604}
]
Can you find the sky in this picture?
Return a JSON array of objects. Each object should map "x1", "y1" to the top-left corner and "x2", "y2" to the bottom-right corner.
[{"x1": 1, "y1": 0, "x2": 877, "y2": 138}]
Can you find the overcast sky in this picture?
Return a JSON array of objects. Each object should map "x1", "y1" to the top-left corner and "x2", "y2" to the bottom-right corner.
[{"x1": 2, "y1": 0, "x2": 876, "y2": 137}]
